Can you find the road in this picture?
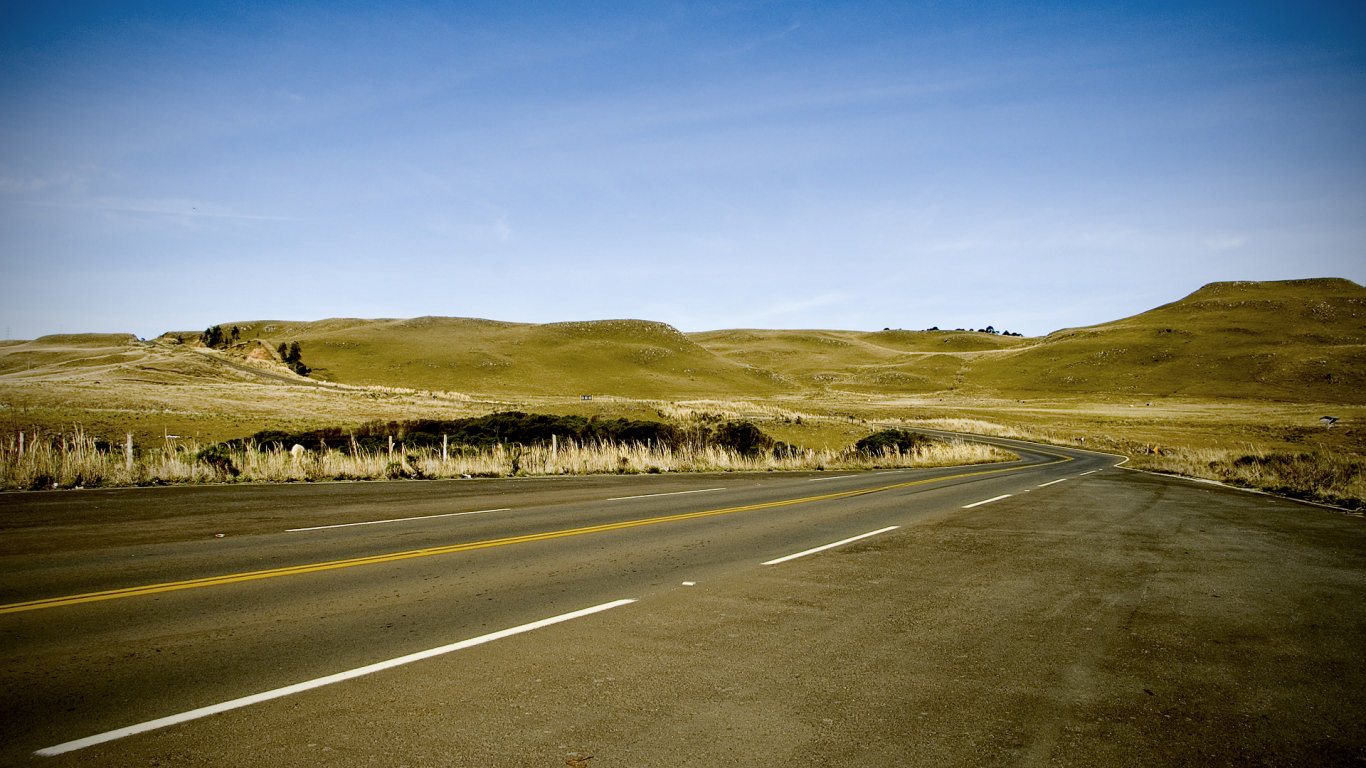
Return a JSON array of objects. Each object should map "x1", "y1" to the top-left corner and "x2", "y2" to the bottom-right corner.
[{"x1": 1, "y1": 436, "x2": 1363, "y2": 766}]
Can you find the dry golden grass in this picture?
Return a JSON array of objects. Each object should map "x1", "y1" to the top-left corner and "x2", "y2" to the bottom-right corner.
[
  {"x1": 0, "y1": 430, "x2": 1012, "y2": 490},
  {"x1": 1128, "y1": 447, "x2": 1365, "y2": 510},
  {"x1": 868, "y1": 404, "x2": 1365, "y2": 510}
]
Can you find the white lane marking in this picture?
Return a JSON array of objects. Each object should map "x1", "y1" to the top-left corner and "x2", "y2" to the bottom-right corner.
[
  {"x1": 805, "y1": 475, "x2": 856, "y2": 482},
  {"x1": 762, "y1": 526, "x2": 900, "y2": 566},
  {"x1": 287, "y1": 508, "x2": 510, "y2": 532},
  {"x1": 606, "y1": 487, "x2": 723, "y2": 502},
  {"x1": 35, "y1": 599, "x2": 636, "y2": 757},
  {"x1": 1036, "y1": 478, "x2": 1067, "y2": 488},
  {"x1": 963, "y1": 494, "x2": 1012, "y2": 509},
  {"x1": 1080, "y1": 469, "x2": 1099, "y2": 476},
  {"x1": 681, "y1": 581, "x2": 696, "y2": 586}
]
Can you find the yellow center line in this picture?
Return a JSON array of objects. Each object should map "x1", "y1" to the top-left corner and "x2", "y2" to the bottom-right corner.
[{"x1": 1, "y1": 453, "x2": 1070, "y2": 615}]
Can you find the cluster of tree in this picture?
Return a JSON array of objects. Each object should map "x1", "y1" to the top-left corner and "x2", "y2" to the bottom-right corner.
[
  {"x1": 921, "y1": 325, "x2": 1024, "y2": 336},
  {"x1": 199, "y1": 324, "x2": 241, "y2": 349},
  {"x1": 235, "y1": 411, "x2": 793, "y2": 457},
  {"x1": 277, "y1": 341, "x2": 310, "y2": 376}
]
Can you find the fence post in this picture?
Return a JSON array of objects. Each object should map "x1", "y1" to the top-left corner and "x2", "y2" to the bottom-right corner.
[
  {"x1": 442, "y1": 434, "x2": 448, "y2": 463},
  {"x1": 17, "y1": 431, "x2": 23, "y2": 457},
  {"x1": 125, "y1": 433, "x2": 134, "y2": 473},
  {"x1": 388, "y1": 435, "x2": 394, "y2": 458}
]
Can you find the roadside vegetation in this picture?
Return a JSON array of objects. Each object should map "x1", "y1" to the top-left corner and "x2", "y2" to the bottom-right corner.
[
  {"x1": 0, "y1": 422, "x2": 1013, "y2": 490},
  {"x1": 889, "y1": 416, "x2": 1365, "y2": 511}
]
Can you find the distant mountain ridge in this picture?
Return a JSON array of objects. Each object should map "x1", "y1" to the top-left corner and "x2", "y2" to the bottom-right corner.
[{"x1": 4, "y1": 279, "x2": 1361, "y2": 404}]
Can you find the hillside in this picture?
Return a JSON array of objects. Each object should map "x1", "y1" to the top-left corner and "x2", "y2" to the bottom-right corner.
[
  {"x1": 689, "y1": 329, "x2": 1027, "y2": 393},
  {"x1": 0, "y1": 334, "x2": 292, "y2": 386},
  {"x1": 967, "y1": 278, "x2": 1366, "y2": 403},
  {"x1": 183, "y1": 317, "x2": 791, "y2": 399},
  {"x1": 4, "y1": 279, "x2": 1361, "y2": 409}
]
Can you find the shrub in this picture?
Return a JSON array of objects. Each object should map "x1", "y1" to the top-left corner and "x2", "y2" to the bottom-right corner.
[
  {"x1": 195, "y1": 444, "x2": 240, "y2": 477},
  {"x1": 855, "y1": 429, "x2": 933, "y2": 457},
  {"x1": 711, "y1": 421, "x2": 773, "y2": 457}
]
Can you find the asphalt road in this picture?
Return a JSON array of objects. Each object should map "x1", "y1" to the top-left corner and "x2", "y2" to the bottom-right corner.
[{"x1": 1, "y1": 437, "x2": 1362, "y2": 766}]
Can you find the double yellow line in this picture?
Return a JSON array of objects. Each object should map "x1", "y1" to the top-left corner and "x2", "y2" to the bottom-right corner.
[{"x1": 1, "y1": 455, "x2": 1068, "y2": 615}]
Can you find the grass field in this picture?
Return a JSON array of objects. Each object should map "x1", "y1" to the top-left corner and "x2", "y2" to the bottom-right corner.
[{"x1": 1, "y1": 279, "x2": 1361, "y2": 503}]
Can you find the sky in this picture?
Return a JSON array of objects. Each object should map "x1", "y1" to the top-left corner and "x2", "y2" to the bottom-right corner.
[{"x1": 2, "y1": 1, "x2": 1364, "y2": 339}]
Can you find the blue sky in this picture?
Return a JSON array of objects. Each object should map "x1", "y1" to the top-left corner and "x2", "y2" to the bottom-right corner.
[{"x1": 2, "y1": 1, "x2": 1363, "y2": 339}]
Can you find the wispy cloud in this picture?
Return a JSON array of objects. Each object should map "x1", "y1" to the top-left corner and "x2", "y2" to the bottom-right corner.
[
  {"x1": 706, "y1": 21, "x2": 802, "y2": 59},
  {"x1": 0, "y1": 172, "x2": 86, "y2": 195},
  {"x1": 22, "y1": 197, "x2": 294, "y2": 222},
  {"x1": 734, "y1": 293, "x2": 848, "y2": 326},
  {"x1": 1204, "y1": 234, "x2": 1246, "y2": 251}
]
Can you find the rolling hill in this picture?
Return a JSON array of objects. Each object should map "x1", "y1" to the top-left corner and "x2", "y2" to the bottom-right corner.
[
  {"x1": 966, "y1": 278, "x2": 1365, "y2": 402},
  {"x1": 3, "y1": 278, "x2": 1361, "y2": 406},
  {"x1": 174, "y1": 317, "x2": 792, "y2": 399}
]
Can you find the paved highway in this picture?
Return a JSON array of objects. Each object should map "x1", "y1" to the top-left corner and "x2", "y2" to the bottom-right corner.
[{"x1": 1, "y1": 436, "x2": 1362, "y2": 766}]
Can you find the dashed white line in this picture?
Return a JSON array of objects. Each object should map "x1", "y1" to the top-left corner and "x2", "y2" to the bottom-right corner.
[
  {"x1": 963, "y1": 494, "x2": 1012, "y2": 509},
  {"x1": 762, "y1": 526, "x2": 900, "y2": 565},
  {"x1": 287, "y1": 508, "x2": 511, "y2": 532},
  {"x1": 35, "y1": 599, "x2": 637, "y2": 757},
  {"x1": 1036, "y1": 478, "x2": 1067, "y2": 488},
  {"x1": 606, "y1": 487, "x2": 724, "y2": 501},
  {"x1": 1080, "y1": 469, "x2": 1100, "y2": 476}
]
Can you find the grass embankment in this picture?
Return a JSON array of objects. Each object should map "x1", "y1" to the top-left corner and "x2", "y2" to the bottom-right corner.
[
  {"x1": 0, "y1": 424, "x2": 1013, "y2": 491},
  {"x1": 1132, "y1": 449, "x2": 1365, "y2": 510},
  {"x1": 888, "y1": 414, "x2": 1365, "y2": 511}
]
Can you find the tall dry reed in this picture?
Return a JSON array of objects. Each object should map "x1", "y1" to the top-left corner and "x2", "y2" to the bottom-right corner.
[{"x1": 0, "y1": 430, "x2": 1012, "y2": 490}]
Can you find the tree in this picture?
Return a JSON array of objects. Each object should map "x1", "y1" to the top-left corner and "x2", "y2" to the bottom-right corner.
[
  {"x1": 230, "y1": 326, "x2": 240, "y2": 344},
  {"x1": 278, "y1": 341, "x2": 310, "y2": 376},
  {"x1": 201, "y1": 325, "x2": 225, "y2": 349}
]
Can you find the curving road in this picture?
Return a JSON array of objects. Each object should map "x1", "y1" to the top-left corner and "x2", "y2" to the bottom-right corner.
[{"x1": 1, "y1": 436, "x2": 1362, "y2": 766}]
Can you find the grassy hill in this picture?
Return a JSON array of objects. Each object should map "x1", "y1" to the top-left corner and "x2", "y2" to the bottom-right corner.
[
  {"x1": 688, "y1": 329, "x2": 1028, "y2": 394},
  {"x1": 4, "y1": 278, "x2": 1361, "y2": 411},
  {"x1": 967, "y1": 278, "x2": 1366, "y2": 403},
  {"x1": 191, "y1": 317, "x2": 792, "y2": 400}
]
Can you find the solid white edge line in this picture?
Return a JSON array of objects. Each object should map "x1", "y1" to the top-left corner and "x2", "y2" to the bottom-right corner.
[
  {"x1": 1036, "y1": 478, "x2": 1067, "y2": 488},
  {"x1": 805, "y1": 475, "x2": 856, "y2": 482},
  {"x1": 606, "y1": 487, "x2": 724, "y2": 501},
  {"x1": 963, "y1": 494, "x2": 1012, "y2": 509},
  {"x1": 35, "y1": 598, "x2": 637, "y2": 757},
  {"x1": 287, "y1": 508, "x2": 510, "y2": 532},
  {"x1": 762, "y1": 526, "x2": 900, "y2": 566}
]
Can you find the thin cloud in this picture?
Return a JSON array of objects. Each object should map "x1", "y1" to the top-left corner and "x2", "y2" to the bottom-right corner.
[
  {"x1": 734, "y1": 293, "x2": 848, "y2": 327},
  {"x1": 1204, "y1": 234, "x2": 1246, "y2": 251},
  {"x1": 22, "y1": 197, "x2": 294, "y2": 222},
  {"x1": 706, "y1": 22, "x2": 802, "y2": 59}
]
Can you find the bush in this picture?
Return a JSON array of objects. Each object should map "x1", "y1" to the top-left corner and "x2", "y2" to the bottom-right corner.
[
  {"x1": 711, "y1": 421, "x2": 773, "y2": 457},
  {"x1": 855, "y1": 429, "x2": 933, "y2": 457},
  {"x1": 195, "y1": 444, "x2": 240, "y2": 477},
  {"x1": 235, "y1": 412, "x2": 689, "y2": 454}
]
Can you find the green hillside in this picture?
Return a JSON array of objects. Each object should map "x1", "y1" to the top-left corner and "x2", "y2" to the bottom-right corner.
[
  {"x1": 6, "y1": 278, "x2": 1360, "y2": 406},
  {"x1": 204, "y1": 317, "x2": 791, "y2": 399},
  {"x1": 688, "y1": 329, "x2": 1026, "y2": 393},
  {"x1": 968, "y1": 278, "x2": 1365, "y2": 403}
]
